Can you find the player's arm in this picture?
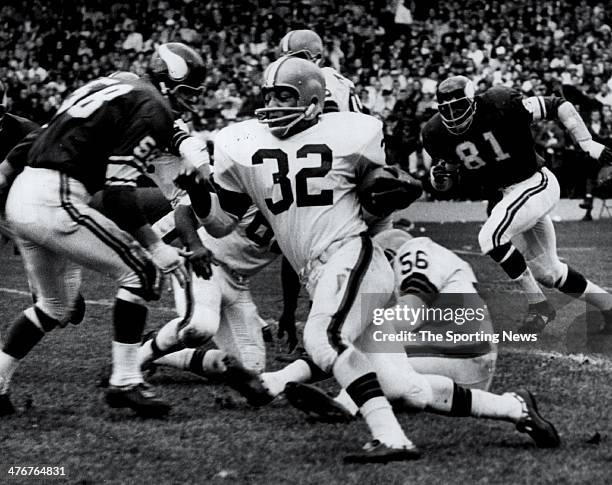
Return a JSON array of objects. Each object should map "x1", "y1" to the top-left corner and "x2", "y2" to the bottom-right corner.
[
  {"x1": 522, "y1": 95, "x2": 612, "y2": 164},
  {"x1": 173, "y1": 202, "x2": 213, "y2": 279}
]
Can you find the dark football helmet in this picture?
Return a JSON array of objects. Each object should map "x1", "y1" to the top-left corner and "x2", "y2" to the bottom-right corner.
[
  {"x1": 108, "y1": 71, "x2": 140, "y2": 81},
  {"x1": 279, "y1": 30, "x2": 324, "y2": 64},
  {"x1": 148, "y1": 42, "x2": 206, "y2": 114},
  {"x1": 255, "y1": 56, "x2": 325, "y2": 138},
  {"x1": 436, "y1": 75, "x2": 476, "y2": 135}
]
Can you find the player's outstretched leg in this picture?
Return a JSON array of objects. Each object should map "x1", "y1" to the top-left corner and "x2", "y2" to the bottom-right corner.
[
  {"x1": 0, "y1": 308, "x2": 50, "y2": 416},
  {"x1": 105, "y1": 291, "x2": 170, "y2": 418},
  {"x1": 285, "y1": 375, "x2": 560, "y2": 448}
]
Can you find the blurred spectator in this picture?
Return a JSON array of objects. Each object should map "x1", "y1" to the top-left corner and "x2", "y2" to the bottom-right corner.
[{"x1": 0, "y1": 0, "x2": 611, "y2": 201}]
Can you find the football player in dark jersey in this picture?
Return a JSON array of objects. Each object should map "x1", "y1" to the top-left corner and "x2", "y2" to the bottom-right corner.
[
  {"x1": 424, "y1": 76, "x2": 612, "y2": 334},
  {"x1": 0, "y1": 43, "x2": 205, "y2": 418}
]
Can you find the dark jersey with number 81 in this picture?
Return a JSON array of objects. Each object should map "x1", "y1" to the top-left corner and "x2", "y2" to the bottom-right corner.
[{"x1": 423, "y1": 86, "x2": 542, "y2": 189}]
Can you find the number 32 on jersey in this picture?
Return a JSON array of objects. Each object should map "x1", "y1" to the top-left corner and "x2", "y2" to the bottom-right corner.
[
  {"x1": 455, "y1": 131, "x2": 510, "y2": 169},
  {"x1": 252, "y1": 144, "x2": 333, "y2": 215}
]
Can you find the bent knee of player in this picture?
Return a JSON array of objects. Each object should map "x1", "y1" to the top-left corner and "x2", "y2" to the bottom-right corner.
[
  {"x1": 303, "y1": 322, "x2": 344, "y2": 373},
  {"x1": 32, "y1": 298, "x2": 70, "y2": 328},
  {"x1": 529, "y1": 255, "x2": 566, "y2": 288},
  {"x1": 477, "y1": 224, "x2": 496, "y2": 255},
  {"x1": 383, "y1": 367, "x2": 432, "y2": 410},
  {"x1": 178, "y1": 311, "x2": 219, "y2": 347}
]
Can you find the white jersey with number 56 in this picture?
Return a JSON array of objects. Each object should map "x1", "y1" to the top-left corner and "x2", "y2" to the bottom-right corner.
[{"x1": 212, "y1": 112, "x2": 384, "y2": 274}]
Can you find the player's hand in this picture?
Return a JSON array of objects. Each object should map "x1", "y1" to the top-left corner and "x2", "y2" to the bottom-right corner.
[
  {"x1": 188, "y1": 246, "x2": 214, "y2": 280},
  {"x1": 174, "y1": 164, "x2": 209, "y2": 191},
  {"x1": 430, "y1": 161, "x2": 459, "y2": 192},
  {"x1": 579, "y1": 140, "x2": 606, "y2": 159},
  {"x1": 277, "y1": 312, "x2": 298, "y2": 353},
  {"x1": 148, "y1": 241, "x2": 190, "y2": 287}
]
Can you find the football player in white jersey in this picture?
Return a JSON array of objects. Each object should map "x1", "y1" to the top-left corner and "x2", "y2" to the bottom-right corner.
[
  {"x1": 136, "y1": 199, "x2": 279, "y2": 376},
  {"x1": 176, "y1": 56, "x2": 424, "y2": 463},
  {"x1": 229, "y1": 228, "x2": 560, "y2": 450},
  {"x1": 276, "y1": 29, "x2": 364, "y2": 350}
]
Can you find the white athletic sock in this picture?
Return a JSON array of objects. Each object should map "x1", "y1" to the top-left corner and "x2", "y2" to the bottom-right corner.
[
  {"x1": 333, "y1": 389, "x2": 359, "y2": 416},
  {"x1": 0, "y1": 352, "x2": 20, "y2": 394},
  {"x1": 109, "y1": 341, "x2": 144, "y2": 387},
  {"x1": 154, "y1": 349, "x2": 195, "y2": 370},
  {"x1": 470, "y1": 390, "x2": 523, "y2": 422},
  {"x1": 515, "y1": 268, "x2": 547, "y2": 305},
  {"x1": 361, "y1": 396, "x2": 412, "y2": 448},
  {"x1": 581, "y1": 281, "x2": 612, "y2": 311},
  {"x1": 261, "y1": 359, "x2": 312, "y2": 397}
]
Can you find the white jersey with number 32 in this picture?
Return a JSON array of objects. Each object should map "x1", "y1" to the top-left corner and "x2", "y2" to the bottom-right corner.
[{"x1": 213, "y1": 112, "x2": 384, "y2": 273}]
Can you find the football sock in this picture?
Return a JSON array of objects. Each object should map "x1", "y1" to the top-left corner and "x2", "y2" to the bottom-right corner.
[
  {"x1": 488, "y1": 243, "x2": 527, "y2": 279},
  {"x1": 0, "y1": 352, "x2": 20, "y2": 394},
  {"x1": 138, "y1": 318, "x2": 183, "y2": 367},
  {"x1": 109, "y1": 342, "x2": 144, "y2": 387},
  {"x1": 581, "y1": 281, "x2": 612, "y2": 311},
  {"x1": 111, "y1": 298, "x2": 147, "y2": 387},
  {"x1": 348, "y1": 375, "x2": 411, "y2": 448},
  {"x1": 336, "y1": 348, "x2": 410, "y2": 448},
  {"x1": 469, "y1": 389, "x2": 523, "y2": 422},
  {"x1": 424, "y1": 376, "x2": 522, "y2": 421},
  {"x1": 2, "y1": 312, "x2": 45, "y2": 359},
  {"x1": 515, "y1": 268, "x2": 547, "y2": 305},
  {"x1": 154, "y1": 348, "x2": 195, "y2": 370},
  {"x1": 333, "y1": 389, "x2": 360, "y2": 416},
  {"x1": 261, "y1": 359, "x2": 312, "y2": 397}
]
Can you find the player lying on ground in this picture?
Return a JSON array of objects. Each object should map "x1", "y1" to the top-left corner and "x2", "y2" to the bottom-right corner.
[
  {"x1": 176, "y1": 56, "x2": 424, "y2": 463},
  {"x1": 137, "y1": 194, "x2": 280, "y2": 376},
  {"x1": 0, "y1": 43, "x2": 206, "y2": 418},
  {"x1": 426, "y1": 76, "x2": 612, "y2": 335},
  {"x1": 224, "y1": 228, "x2": 559, "y2": 450}
]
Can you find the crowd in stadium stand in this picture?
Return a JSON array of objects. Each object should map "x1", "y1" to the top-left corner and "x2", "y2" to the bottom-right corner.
[{"x1": 1, "y1": 0, "x2": 612, "y2": 199}]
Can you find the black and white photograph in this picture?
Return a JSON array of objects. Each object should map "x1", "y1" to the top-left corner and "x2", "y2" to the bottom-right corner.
[{"x1": 0, "y1": 0, "x2": 611, "y2": 483}]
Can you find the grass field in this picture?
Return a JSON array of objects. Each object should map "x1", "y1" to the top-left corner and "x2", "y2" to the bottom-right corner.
[{"x1": 1, "y1": 220, "x2": 612, "y2": 484}]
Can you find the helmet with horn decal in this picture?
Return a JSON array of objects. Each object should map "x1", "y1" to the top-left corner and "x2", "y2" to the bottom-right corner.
[{"x1": 148, "y1": 42, "x2": 206, "y2": 115}]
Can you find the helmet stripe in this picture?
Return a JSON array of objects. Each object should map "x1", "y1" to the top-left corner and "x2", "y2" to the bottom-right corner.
[
  {"x1": 158, "y1": 44, "x2": 188, "y2": 81},
  {"x1": 265, "y1": 57, "x2": 288, "y2": 88},
  {"x1": 281, "y1": 31, "x2": 293, "y2": 53}
]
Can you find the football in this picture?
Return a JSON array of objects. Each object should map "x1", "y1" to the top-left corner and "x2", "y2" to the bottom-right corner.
[{"x1": 358, "y1": 166, "x2": 423, "y2": 217}]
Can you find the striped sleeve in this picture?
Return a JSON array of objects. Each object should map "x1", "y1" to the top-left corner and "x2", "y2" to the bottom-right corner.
[
  {"x1": 105, "y1": 159, "x2": 140, "y2": 188},
  {"x1": 521, "y1": 95, "x2": 565, "y2": 122}
]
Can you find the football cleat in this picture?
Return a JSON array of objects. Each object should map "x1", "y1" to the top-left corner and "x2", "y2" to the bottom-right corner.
[
  {"x1": 343, "y1": 440, "x2": 421, "y2": 464},
  {"x1": 0, "y1": 393, "x2": 16, "y2": 416},
  {"x1": 105, "y1": 382, "x2": 171, "y2": 418},
  {"x1": 517, "y1": 301, "x2": 556, "y2": 334},
  {"x1": 284, "y1": 382, "x2": 355, "y2": 423},
  {"x1": 222, "y1": 356, "x2": 275, "y2": 407},
  {"x1": 512, "y1": 389, "x2": 560, "y2": 448}
]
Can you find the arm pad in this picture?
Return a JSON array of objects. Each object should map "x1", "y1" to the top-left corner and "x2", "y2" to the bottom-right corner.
[{"x1": 558, "y1": 101, "x2": 591, "y2": 143}]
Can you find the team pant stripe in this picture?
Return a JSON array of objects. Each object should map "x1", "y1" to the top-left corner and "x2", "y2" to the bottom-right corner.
[
  {"x1": 59, "y1": 175, "x2": 149, "y2": 285},
  {"x1": 491, "y1": 171, "x2": 548, "y2": 249},
  {"x1": 327, "y1": 234, "x2": 374, "y2": 353}
]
